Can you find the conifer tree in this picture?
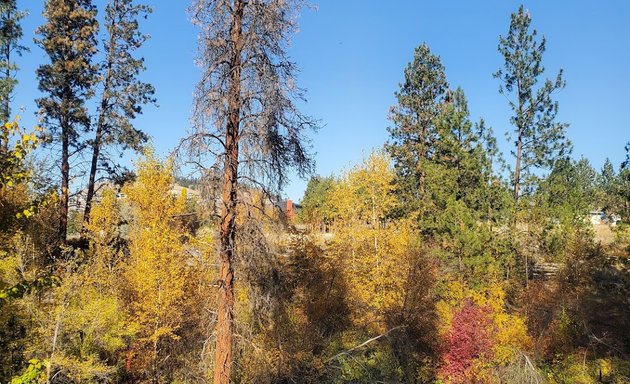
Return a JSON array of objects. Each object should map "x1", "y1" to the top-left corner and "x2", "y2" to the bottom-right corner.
[
  {"x1": 299, "y1": 175, "x2": 334, "y2": 230},
  {"x1": 82, "y1": 0, "x2": 155, "y2": 227},
  {"x1": 425, "y1": 89, "x2": 511, "y2": 283},
  {"x1": 618, "y1": 145, "x2": 630, "y2": 220},
  {"x1": 431, "y1": 88, "x2": 489, "y2": 205},
  {"x1": 188, "y1": 1, "x2": 317, "y2": 382},
  {"x1": 35, "y1": 0, "x2": 98, "y2": 242},
  {"x1": 599, "y1": 158, "x2": 625, "y2": 219},
  {"x1": 386, "y1": 43, "x2": 448, "y2": 214},
  {"x1": 494, "y1": 5, "x2": 570, "y2": 200},
  {"x1": 0, "y1": 0, "x2": 26, "y2": 153}
]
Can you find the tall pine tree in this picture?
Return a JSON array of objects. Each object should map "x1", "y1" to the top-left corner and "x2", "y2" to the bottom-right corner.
[
  {"x1": 82, "y1": 0, "x2": 155, "y2": 227},
  {"x1": 35, "y1": 0, "x2": 98, "y2": 242},
  {"x1": 0, "y1": 0, "x2": 26, "y2": 153},
  {"x1": 386, "y1": 43, "x2": 448, "y2": 216},
  {"x1": 494, "y1": 5, "x2": 570, "y2": 200}
]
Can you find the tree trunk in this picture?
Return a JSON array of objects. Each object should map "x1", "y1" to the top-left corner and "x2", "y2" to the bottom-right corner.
[
  {"x1": 47, "y1": 302, "x2": 64, "y2": 384},
  {"x1": 59, "y1": 117, "x2": 69, "y2": 243},
  {"x1": 82, "y1": 123, "x2": 102, "y2": 228},
  {"x1": 82, "y1": 0, "x2": 117, "y2": 228},
  {"x1": 524, "y1": 252, "x2": 529, "y2": 288},
  {"x1": 1, "y1": 17, "x2": 11, "y2": 154},
  {"x1": 513, "y1": 81, "x2": 525, "y2": 201},
  {"x1": 513, "y1": 128, "x2": 522, "y2": 201},
  {"x1": 418, "y1": 124, "x2": 427, "y2": 199},
  {"x1": 214, "y1": 1, "x2": 243, "y2": 383}
]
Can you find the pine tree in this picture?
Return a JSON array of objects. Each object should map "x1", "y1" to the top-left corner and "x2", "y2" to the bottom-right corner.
[
  {"x1": 386, "y1": 43, "x2": 448, "y2": 215},
  {"x1": 35, "y1": 0, "x2": 98, "y2": 242},
  {"x1": 82, "y1": 0, "x2": 155, "y2": 227},
  {"x1": 425, "y1": 89, "x2": 511, "y2": 283},
  {"x1": 431, "y1": 88, "x2": 489, "y2": 205},
  {"x1": 299, "y1": 175, "x2": 334, "y2": 230},
  {"x1": 599, "y1": 158, "x2": 623, "y2": 218},
  {"x1": 0, "y1": 0, "x2": 27, "y2": 153},
  {"x1": 540, "y1": 157, "x2": 597, "y2": 226},
  {"x1": 494, "y1": 5, "x2": 571, "y2": 200},
  {"x1": 188, "y1": 1, "x2": 317, "y2": 382}
]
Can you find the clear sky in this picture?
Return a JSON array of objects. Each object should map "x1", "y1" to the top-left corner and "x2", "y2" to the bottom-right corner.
[{"x1": 12, "y1": 1, "x2": 630, "y2": 201}]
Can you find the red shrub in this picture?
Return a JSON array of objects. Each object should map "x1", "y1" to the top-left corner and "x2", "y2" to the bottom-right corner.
[{"x1": 438, "y1": 300, "x2": 494, "y2": 383}]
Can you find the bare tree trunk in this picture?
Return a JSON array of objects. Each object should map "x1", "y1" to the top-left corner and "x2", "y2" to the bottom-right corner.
[
  {"x1": 83, "y1": 0, "x2": 118, "y2": 228},
  {"x1": 190, "y1": 0, "x2": 314, "y2": 379},
  {"x1": 214, "y1": 1, "x2": 243, "y2": 383},
  {"x1": 59, "y1": 117, "x2": 69, "y2": 243},
  {"x1": 82, "y1": 121, "x2": 103, "y2": 227},
  {"x1": 418, "y1": 123, "x2": 427, "y2": 199},
  {"x1": 513, "y1": 83, "x2": 525, "y2": 201},
  {"x1": 524, "y1": 252, "x2": 529, "y2": 288},
  {"x1": 83, "y1": 73, "x2": 112, "y2": 228},
  {"x1": 47, "y1": 302, "x2": 65, "y2": 383},
  {"x1": 1, "y1": 13, "x2": 11, "y2": 154},
  {"x1": 513, "y1": 128, "x2": 522, "y2": 200}
]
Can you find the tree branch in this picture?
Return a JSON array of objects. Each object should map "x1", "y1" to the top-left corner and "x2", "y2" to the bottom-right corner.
[{"x1": 325, "y1": 326, "x2": 405, "y2": 363}]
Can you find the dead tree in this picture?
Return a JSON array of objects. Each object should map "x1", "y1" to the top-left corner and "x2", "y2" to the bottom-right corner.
[{"x1": 187, "y1": 1, "x2": 317, "y2": 382}]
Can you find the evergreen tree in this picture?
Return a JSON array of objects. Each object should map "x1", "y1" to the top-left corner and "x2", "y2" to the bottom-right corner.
[
  {"x1": 495, "y1": 5, "x2": 571, "y2": 200},
  {"x1": 387, "y1": 45, "x2": 513, "y2": 283},
  {"x1": 539, "y1": 157, "x2": 597, "y2": 226},
  {"x1": 430, "y1": 88, "x2": 491, "y2": 207},
  {"x1": 82, "y1": 0, "x2": 155, "y2": 227},
  {"x1": 0, "y1": 0, "x2": 27, "y2": 152},
  {"x1": 425, "y1": 89, "x2": 511, "y2": 283},
  {"x1": 386, "y1": 43, "x2": 448, "y2": 215},
  {"x1": 600, "y1": 158, "x2": 616, "y2": 192},
  {"x1": 299, "y1": 175, "x2": 334, "y2": 230},
  {"x1": 35, "y1": 0, "x2": 99, "y2": 242},
  {"x1": 598, "y1": 158, "x2": 620, "y2": 215}
]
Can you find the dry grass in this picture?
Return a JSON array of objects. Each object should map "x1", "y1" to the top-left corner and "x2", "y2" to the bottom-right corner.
[{"x1": 592, "y1": 223, "x2": 616, "y2": 245}]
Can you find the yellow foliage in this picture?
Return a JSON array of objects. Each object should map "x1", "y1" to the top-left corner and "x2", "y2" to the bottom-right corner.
[
  {"x1": 548, "y1": 355, "x2": 595, "y2": 384},
  {"x1": 546, "y1": 355, "x2": 630, "y2": 384},
  {"x1": 0, "y1": 233, "x2": 22, "y2": 284},
  {"x1": 437, "y1": 283, "x2": 532, "y2": 367},
  {"x1": 1, "y1": 119, "x2": 40, "y2": 189},
  {"x1": 493, "y1": 312, "x2": 530, "y2": 364},
  {"x1": 15, "y1": 266, "x2": 129, "y2": 383},
  {"x1": 84, "y1": 188, "x2": 124, "y2": 287},
  {"x1": 329, "y1": 151, "x2": 397, "y2": 227},
  {"x1": 121, "y1": 152, "x2": 192, "y2": 371},
  {"x1": 598, "y1": 358, "x2": 612, "y2": 377},
  {"x1": 85, "y1": 188, "x2": 120, "y2": 243},
  {"x1": 328, "y1": 151, "x2": 417, "y2": 328}
]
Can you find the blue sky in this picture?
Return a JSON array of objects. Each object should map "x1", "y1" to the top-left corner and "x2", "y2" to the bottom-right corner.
[{"x1": 13, "y1": 1, "x2": 630, "y2": 201}]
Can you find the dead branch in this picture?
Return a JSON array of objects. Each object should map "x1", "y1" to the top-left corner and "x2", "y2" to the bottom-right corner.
[{"x1": 325, "y1": 326, "x2": 405, "y2": 363}]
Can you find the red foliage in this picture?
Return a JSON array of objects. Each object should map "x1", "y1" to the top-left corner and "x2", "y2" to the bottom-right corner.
[{"x1": 438, "y1": 300, "x2": 495, "y2": 383}]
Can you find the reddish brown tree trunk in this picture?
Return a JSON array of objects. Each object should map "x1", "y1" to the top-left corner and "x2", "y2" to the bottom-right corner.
[
  {"x1": 82, "y1": 120, "x2": 102, "y2": 228},
  {"x1": 513, "y1": 128, "x2": 522, "y2": 201},
  {"x1": 83, "y1": 4, "x2": 117, "y2": 228},
  {"x1": 59, "y1": 116, "x2": 69, "y2": 243},
  {"x1": 513, "y1": 84, "x2": 525, "y2": 202},
  {"x1": 1, "y1": 17, "x2": 12, "y2": 154},
  {"x1": 214, "y1": 1, "x2": 243, "y2": 383}
]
